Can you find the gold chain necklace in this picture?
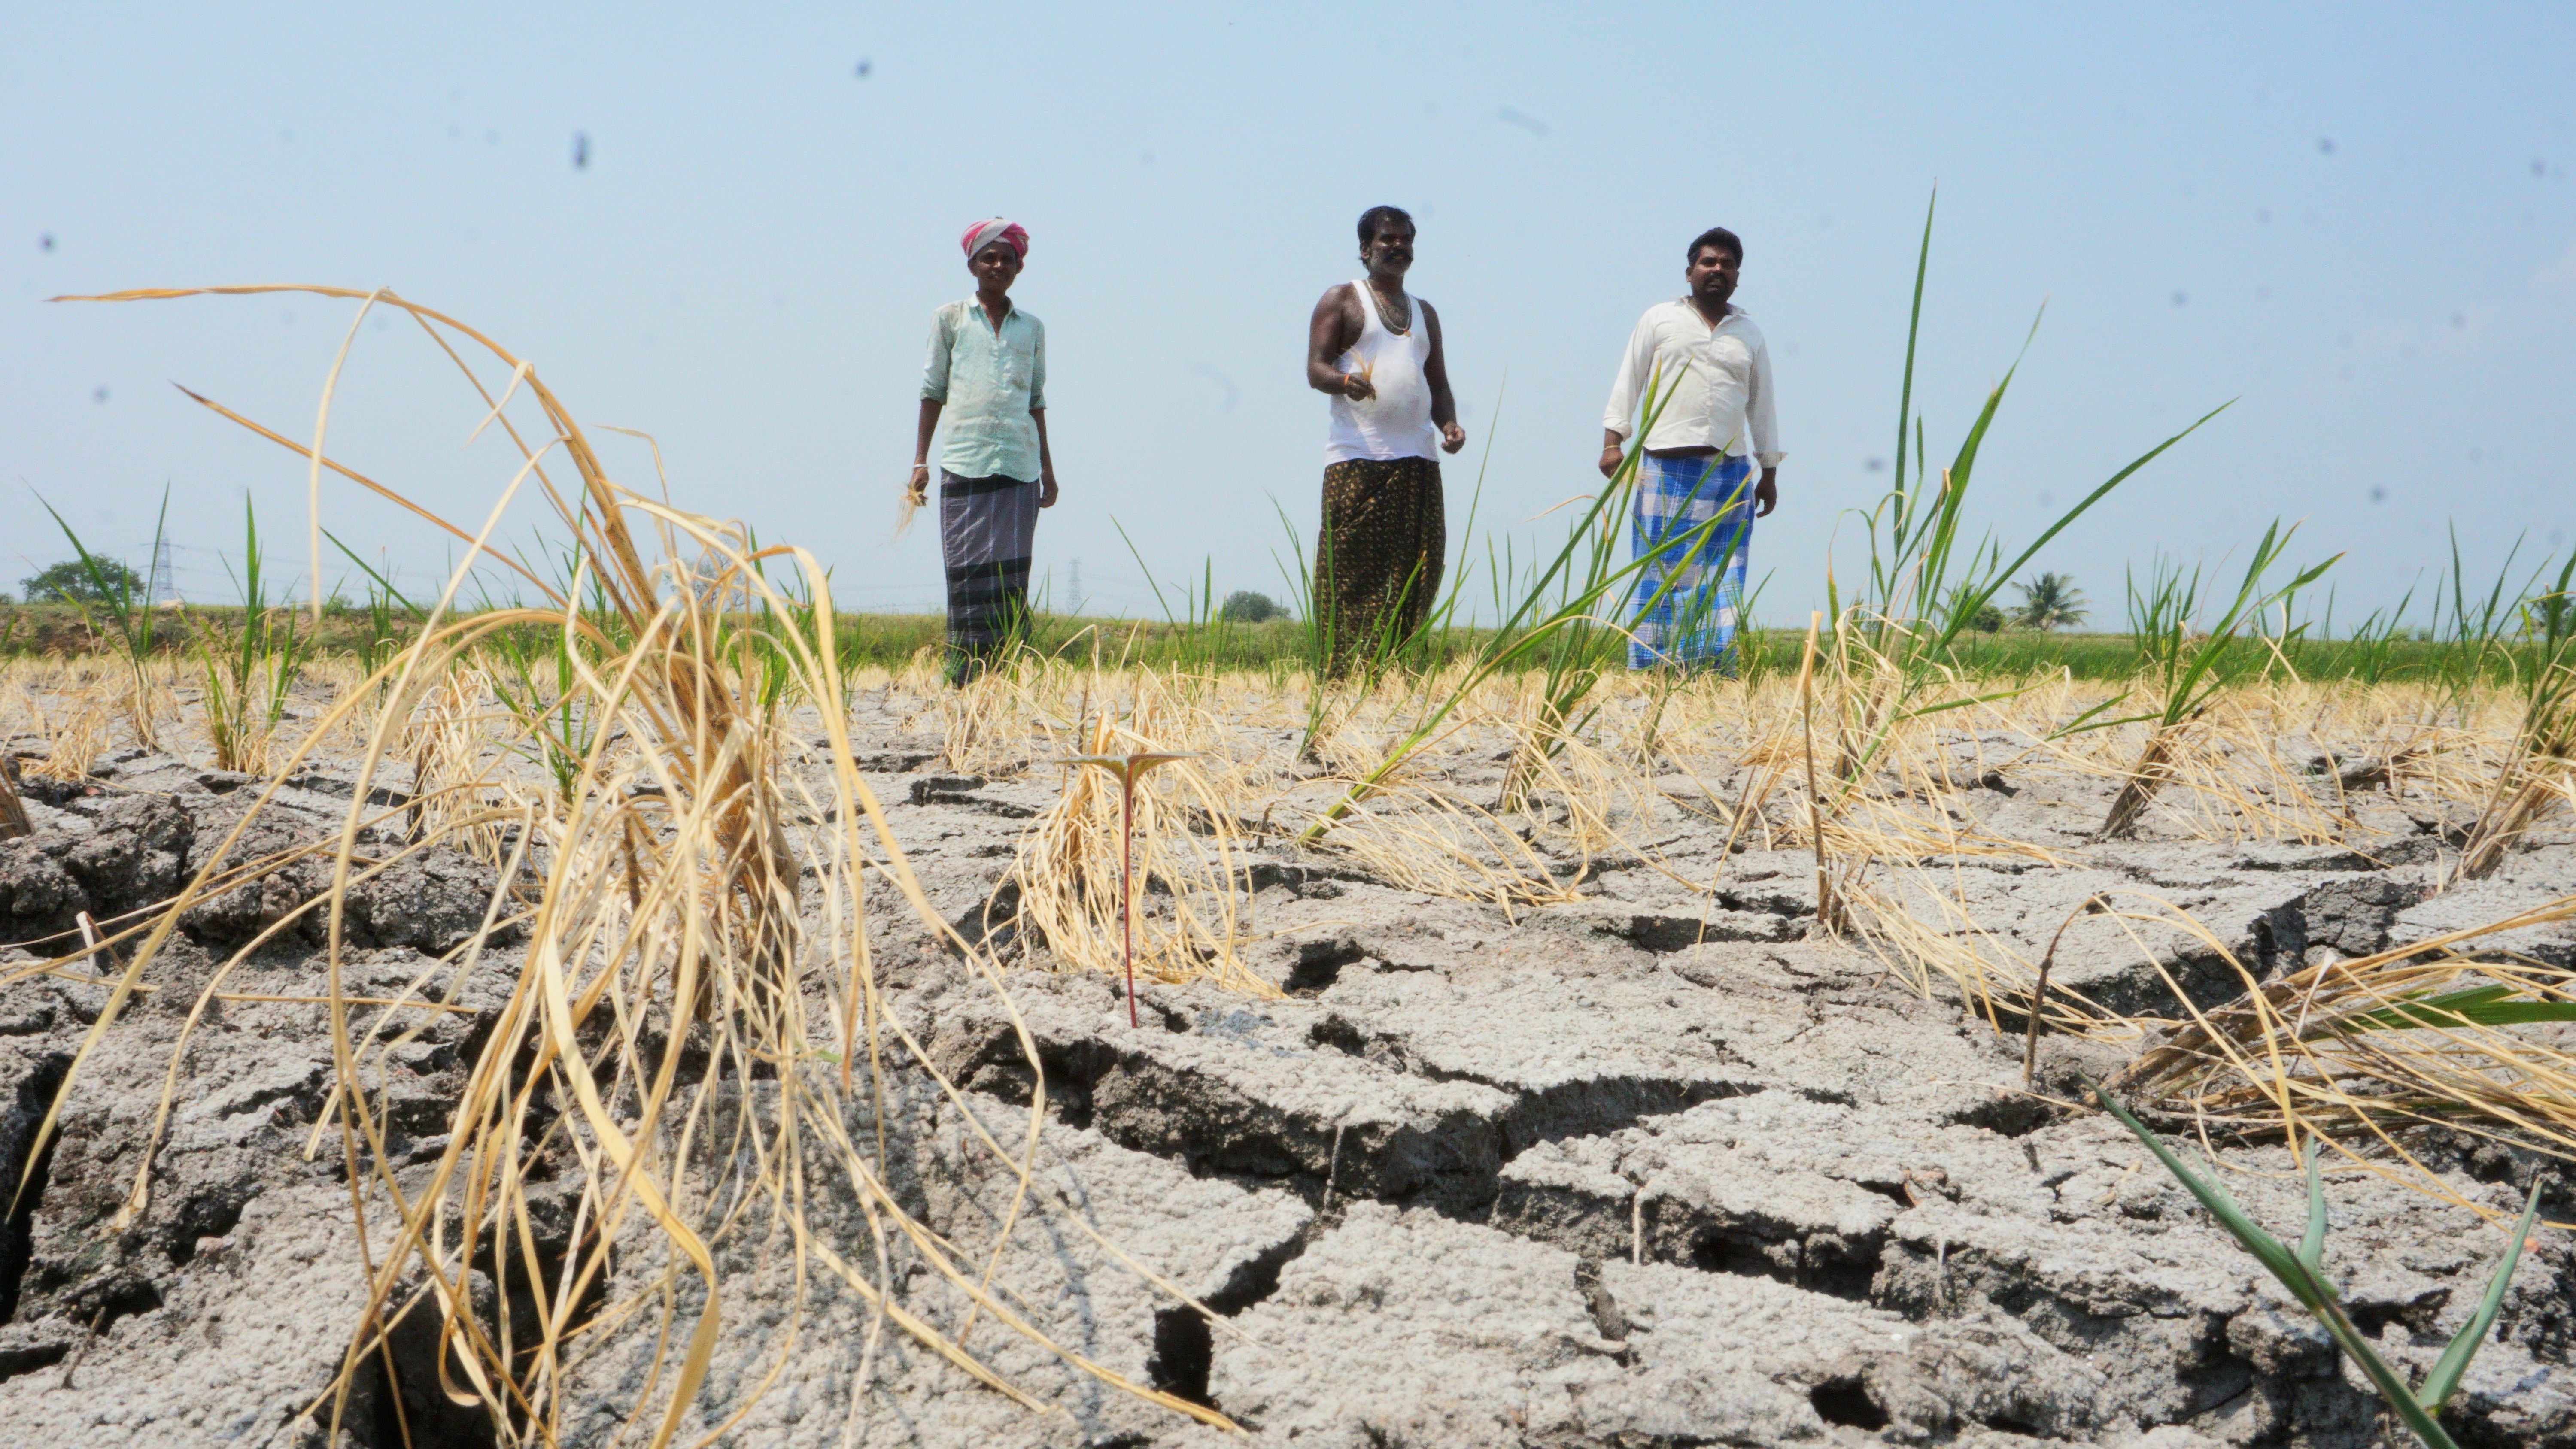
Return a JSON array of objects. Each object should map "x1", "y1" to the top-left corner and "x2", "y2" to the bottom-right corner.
[{"x1": 1362, "y1": 280, "x2": 1410, "y2": 335}]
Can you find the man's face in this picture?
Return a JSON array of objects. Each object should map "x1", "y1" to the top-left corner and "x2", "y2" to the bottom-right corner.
[
  {"x1": 970, "y1": 243, "x2": 1023, "y2": 292},
  {"x1": 1361, "y1": 221, "x2": 1416, "y2": 277},
  {"x1": 1687, "y1": 245, "x2": 1740, "y2": 308}
]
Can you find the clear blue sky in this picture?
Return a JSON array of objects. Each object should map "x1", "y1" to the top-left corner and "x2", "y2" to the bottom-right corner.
[{"x1": 7, "y1": 2, "x2": 2571, "y2": 625}]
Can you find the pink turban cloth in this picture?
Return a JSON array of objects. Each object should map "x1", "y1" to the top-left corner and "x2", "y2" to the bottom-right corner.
[{"x1": 960, "y1": 218, "x2": 1029, "y2": 261}]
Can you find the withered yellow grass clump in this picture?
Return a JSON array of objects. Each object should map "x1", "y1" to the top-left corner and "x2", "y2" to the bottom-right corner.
[
  {"x1": 2108, "y1": 895, "x2": 2576, "y2": 1160},
  {"x1": 1003, "y1": 669, "x2": 1266, "y2": 1000}
]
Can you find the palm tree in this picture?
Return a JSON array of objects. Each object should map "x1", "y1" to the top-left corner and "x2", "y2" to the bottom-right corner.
[{"x1": 2012, "y1": 572, "x2": 2089, "y2": 631}]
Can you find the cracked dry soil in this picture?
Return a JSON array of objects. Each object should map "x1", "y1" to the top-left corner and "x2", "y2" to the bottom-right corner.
[{"x1": 3, "y1": 716, "x2": 2574, "y2": 1449}]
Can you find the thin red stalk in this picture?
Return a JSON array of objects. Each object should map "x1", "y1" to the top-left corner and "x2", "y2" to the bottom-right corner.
[{"x1": 1122, "y1": 773, "x2": 1138, "y2": 1027}]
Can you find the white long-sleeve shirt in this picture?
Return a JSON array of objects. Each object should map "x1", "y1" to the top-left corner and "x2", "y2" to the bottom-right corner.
[{"x1": 1601, "y1": 299, "x2": 1785, "y2": 467}]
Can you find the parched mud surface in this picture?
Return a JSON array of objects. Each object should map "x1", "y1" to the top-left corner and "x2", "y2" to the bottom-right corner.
[{"x1": 4, "y1": 712, "x2": 2575, "y2": 1448}]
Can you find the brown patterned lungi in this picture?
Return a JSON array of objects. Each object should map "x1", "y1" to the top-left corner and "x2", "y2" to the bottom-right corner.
[{"x1": 1315, "y1": 456, "x2": 1445, "y2": 677}]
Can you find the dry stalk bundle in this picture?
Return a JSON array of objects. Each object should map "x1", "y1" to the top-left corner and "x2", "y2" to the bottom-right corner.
[
  {"x1": 1312, "y1": 777, "x2": 1583, "y2": 910},
  {"x1": 1837, "y1": 868, "x2": 2142, "y2": 1042},
  {"x1": 2085, "y1": 695, "x2": 2334, "y2": 846},
  {"x1": 1272, "y1": 676, "x2": 1596, "y2": 908},
  {"x1": 2098, "y1": 727, "x2": 2181, "y2": 840},
  {"x1": 2456, "y1": 556, "x2": 2576, "y2": 879},
  {"x1": 0, "y1": 751, "x2": 31, "y2": 840},
  {"x1": 9, "y1": 665, "x2": 114, "y2": 783},
  {"x1": 1005, "y1": 705, "x2": 1272, "y2": 998},
  {"x1": 2106, "y1": 895, "x2": 2576, "y2": 1185},
  {"x1": 937, "y1": 660, "x2": 1069, "y2": 777},
  {"x1": 401, "y1": 664, "x2": 519, "y2": 865},
  {"x1": 2458, "y1": 765, "x2": 2573, "y2": 881},
  {"x1": 1492, "y1": 707, "x2": 1641, "y2": 856},
  {"x1": 2457, "y1": 693, "x2": 2575, "y2": 882}
]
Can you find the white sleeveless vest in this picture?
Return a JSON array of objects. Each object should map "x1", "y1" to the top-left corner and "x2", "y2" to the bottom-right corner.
[{"x1": 1324, "y1": 280, "x2": 1441, "y2": 464}]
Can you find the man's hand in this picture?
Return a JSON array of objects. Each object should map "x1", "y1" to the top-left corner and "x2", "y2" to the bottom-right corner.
[
  {"x1": 907, "y1": 463, "x2": 930, "y2": 504},
  {"x1": 1340, "y1": 371, "x2": 1376, "y2": 402},
  {"x1": 1039, "y1": 462, "x2": 1059, "y2": 509},
  {"x1": 1754, "y1": 468, "x2": 1778, "y2": 518},
  {"x1": 1440, "y1": 421, "x2": 1467, "y2": 455},
  {"x1": 1598, "y1": 443, "x2": 1626, "y2": 479}
]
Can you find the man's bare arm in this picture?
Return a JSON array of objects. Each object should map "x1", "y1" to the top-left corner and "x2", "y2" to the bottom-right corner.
[
  {"x1": 1599, "y1": 429, "x2": 1629, "y2": 479},
  {"x1": 1598, "y1": 314, "x2": 1656, "y2": 477},
  {"x1": 909, "y1": 398, "x2": 943, "y2": 498},
  {"x1": 1032, "y1": 408, "x2": 1058, "y2": 509},
  {"x1": 1307, "y1": 285, "x2": 1370, "y2": 399},
  {"x1": 1421, "y1": 301, "x2": 1465, "y2": 454}
]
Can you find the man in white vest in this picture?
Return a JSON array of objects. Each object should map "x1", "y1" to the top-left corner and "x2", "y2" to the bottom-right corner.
[{"x1": 1303, "y1": 205, "x2": 1467, "y2": 676}]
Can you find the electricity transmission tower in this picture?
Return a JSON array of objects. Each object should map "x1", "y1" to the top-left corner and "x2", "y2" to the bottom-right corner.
[{"x1": 149, "y1": 537, "x2": 175, "y2": 606}]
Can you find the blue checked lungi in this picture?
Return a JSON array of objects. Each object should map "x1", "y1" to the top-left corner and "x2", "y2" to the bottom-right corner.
[{"x1": 1628, "y1": 452, "x2": 1755, "y2": 672}]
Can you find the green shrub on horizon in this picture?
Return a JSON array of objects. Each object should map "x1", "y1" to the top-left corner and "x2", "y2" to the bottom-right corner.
[{"x1": 1218, "y1": 590, "x2": 1286, "y2": 624}]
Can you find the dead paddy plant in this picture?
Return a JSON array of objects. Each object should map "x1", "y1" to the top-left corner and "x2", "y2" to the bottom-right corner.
[{"x1": 2105, "y1": 897, "x2": 2576, "y2": 1174}]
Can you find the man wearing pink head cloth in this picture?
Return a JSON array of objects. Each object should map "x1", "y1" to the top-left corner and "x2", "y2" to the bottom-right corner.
[{"x1": 911, "y1": 217, "x2": 1057, "y2": 684}]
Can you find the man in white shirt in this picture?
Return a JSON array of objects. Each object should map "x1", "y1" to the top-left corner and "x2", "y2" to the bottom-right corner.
[{"x1": 1599, "y1": 227, "x2": 1784, "y2": 672}]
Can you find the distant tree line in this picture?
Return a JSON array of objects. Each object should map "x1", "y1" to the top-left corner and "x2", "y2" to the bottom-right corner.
[{"x1": 16, "y1": 557, "x2": 149, "y2": 608}]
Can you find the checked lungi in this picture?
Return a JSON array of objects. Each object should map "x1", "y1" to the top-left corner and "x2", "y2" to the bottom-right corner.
[
  {"x1": 1315, "y1": 456, "x2": 1445, "y2": 678},
  {"x1": 940, "y1": 470, "x2": 1039, "y2": 683},
  {"x1": 1628, "y1": 452, "x2": 1755, "y2": 673}
]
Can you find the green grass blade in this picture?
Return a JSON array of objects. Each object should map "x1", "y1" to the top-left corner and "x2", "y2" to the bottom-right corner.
[
  {"x1": 2298, "y1": 1137, "x2": 2328, "y2": 1277},
  {"x1": 34, "y1": 494, "x2": 136, "y2": 636},
  {"x1": 319, "y1": 530, "x2": 427, "y2": 618},
  {"x1": 1893, "y1": 187, "x2": 1934, "y2": 533},
  {"x1": 1112, "y1": 516, "x2": 1182, "y2": 628},
  {"x1": 2045, "y1": 690, "x2": 2143, "y2": 740},
  {"x1": 2093, "y1": 1087, "x2": 2320, "y2": 1308},
  {"x1": 2337, "y1": 985, "x2": 2576, "y2": 1034},
  {"x1": 2418, "y1": 1181, "x2": 2544, "y2": 1411},
  {"x1": 1901, "y1": 686, "x2": 2029, "y2": 720},
  {"x1": 1927, "y1": 400, "x2": 2233, "y2": 658},
  {"x1": 2099, "y1": 1089, "x2": 2466, "y2": 1447}
]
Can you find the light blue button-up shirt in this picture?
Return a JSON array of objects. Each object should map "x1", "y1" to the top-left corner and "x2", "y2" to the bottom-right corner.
[{"x1": 921, "y1": 297, "x2": 1047, "y2": 483}]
